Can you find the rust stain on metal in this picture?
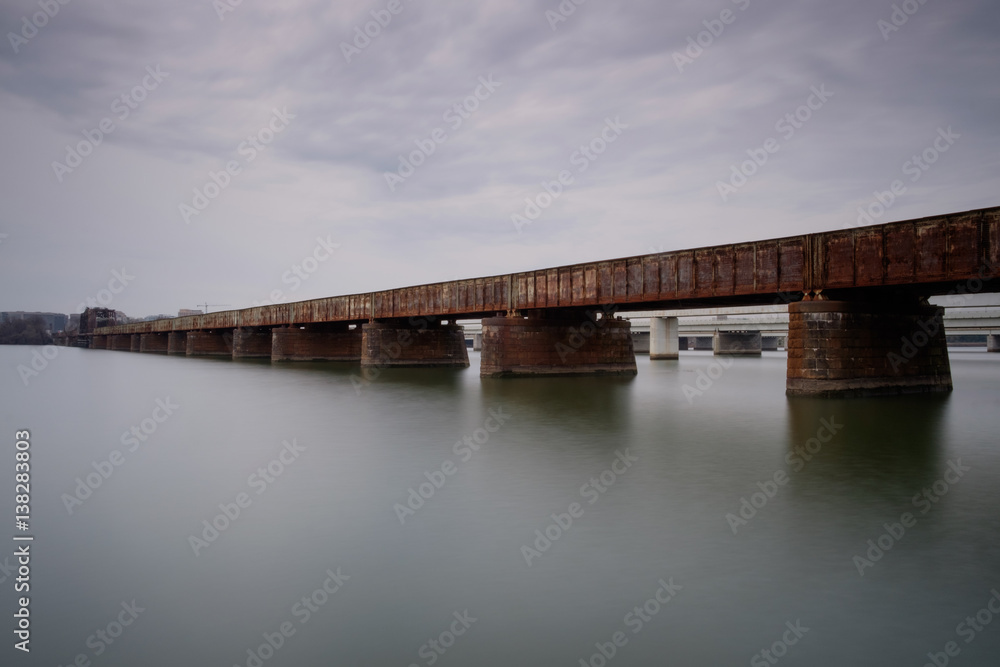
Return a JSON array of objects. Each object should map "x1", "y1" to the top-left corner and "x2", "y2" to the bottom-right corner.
[{"x1": 95, "y1": 207, "x2": 1000, "y2": 336}]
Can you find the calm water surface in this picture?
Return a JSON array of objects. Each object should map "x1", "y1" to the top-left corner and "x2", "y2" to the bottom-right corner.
[{"x1": 1, "y1": 346, "x2": 999, "y2": 666}]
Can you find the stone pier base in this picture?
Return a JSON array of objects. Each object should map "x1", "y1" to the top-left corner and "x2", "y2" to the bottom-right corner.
[
  {"x1": 272, "y1": 325, "x2": 362, "y2": 361},
  {"x1": 714, "y1": 331, "x2": 762, "y2": 356},
  {"x1": 650, "y1": 317, "x2": 679, "y2": 360},
  {"x1": 233, "y1": 327, "x2": 273, "y2": 359},
  {"x1": 361, "y1": 321, "x2": 469, "y2": 368},
  {"x1": 140, "y1": 333, "x2": 169, "y2": 354},
  {"x1": 480, "y1": 314, "x2": 636, "y2": 378},
  {"x1": 167, "y1": 332, "x2": 188, "y2": 355},
  {"x1": 988, "y1": 334, "x2": 999, "y2": 353},
  {"x1": 130, "y1": 334, "x2": 142, "y2": 352},
  {"x1": 186, "y1": 330, "x2": 233, "y2": 357},
  {"x1": 110, "y1": 335, "x2": 131, "y2": 351},
  {"x1": 786, "y1": 299, "x2": 952, "y2": 397},
  {"x1": 91, "y1": 335, "x2": 107, "y2": 349}
]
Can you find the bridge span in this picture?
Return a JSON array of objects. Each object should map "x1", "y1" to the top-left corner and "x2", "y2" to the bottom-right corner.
[{"x1": 59, "y1": 206, "x2": 1000, "y2": 397}]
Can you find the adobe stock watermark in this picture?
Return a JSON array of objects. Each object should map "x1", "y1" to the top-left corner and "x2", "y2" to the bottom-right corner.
[
  {"x1": 16, "y1": 344, "x2": 60, "y2": 387},
  {"x1": 384, "y1": 74, "x2": 502, "y2": 192},
  {"x1": 213, "y1": 0, "x2": 245, "y2": 21},
  {"x1": 7, "y1": 0, "x2": 71, "y2": 54},
  {"x1": 681, "y1": 353, "x2": 736, "y2": 404},
  {"x1": 716, "y1": 84, "x2": 834, "y2": 203},
  {"x1": 54, "y1": 600, "x2": 145, "y2": 665},
  {"x1": 544, "y1": 0, "x2": 589, "y2": 31},
  {"x1": 340, "y1": 0, "x2": 415, "y2": 63},
  {"x1": 250, "y1": 236, "x2": 341, "y2": 307},
  {"x1": 940, "y1": 260, "x2": 999, "y2": 308},
  {"x1": 187, "y1": 438, "x2": 306, "y2": 556},
  {"x1": 77, "y1": 267, "x2": 135, "y2": 312},
  {"x1": 672, "y1": 0, "x2": 753, "y2": 73},
  {"x1": 750, "y1": 620, "x2": 810, "y2": 666},
  {"x1": 852, "y1": 459, "x2": 970, "y2": 576},
  {"x1": 520, "y1": 449, "x2": 639, "y2": 566},
  {"x1": 919, "y1": 589, "x2": 1000, "y2": 667},
  {"x1": 555, "y1": 304, "x2": 619, "y2": 361},
  {"x1": 179, "y1": 107, "x2": 296, "y2": 224},
  {"x1": 725, "y1": 417, "x2": 844, "y2": 534},
  {"x1": 885, "y1": 259, "x2": 998, "y2": 370},
  {"x1": 407, "y1": 611, "x2": 477, "y2": 667},
  {"x1": 877, "y1": 0, "x2": 933, "y2": 41},
  {"x1": 394, "y1": 407, "x2": 512, "y2": 524},
  {"x1": 231, "y1": 567, "x2": 349, "y2": 667},
  {"x1": 511, "y1": 116, "x2": 628, "y2": 234},
  {"x1": 51, "y1": 66, "x2": 169, "y2": 183},
  {"x1": 852, "y1": 126, "x2": 959, "y2": 228},
  {"x1": 61, "y1": 397, "x2": 181, "y2": 515},
  {"x1": 349, "y1": 316, "x2": 435, "y2": 394},
  {"x1": 577, "y1": 577, "x2": 682, "y2": 667}
]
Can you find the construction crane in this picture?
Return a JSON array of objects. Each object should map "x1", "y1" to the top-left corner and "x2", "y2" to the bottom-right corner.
[{"x1": 198, "y1": 303, "x2": 230, "y2": 314}]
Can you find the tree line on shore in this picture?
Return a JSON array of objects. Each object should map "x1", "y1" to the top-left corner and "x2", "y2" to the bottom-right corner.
[{"x1": 0, "y1": 316, "x2": 53, "y2": 345}]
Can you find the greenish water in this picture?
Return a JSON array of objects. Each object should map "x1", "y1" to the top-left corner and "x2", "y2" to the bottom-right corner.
[{"x1": 1, "y1": 346, "x2": 999, "y2": 666}]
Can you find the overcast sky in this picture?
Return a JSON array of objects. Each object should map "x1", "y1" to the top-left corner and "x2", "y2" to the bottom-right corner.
[{"x1": 0, "y1": 0, "x2": 997, "y2": 316}]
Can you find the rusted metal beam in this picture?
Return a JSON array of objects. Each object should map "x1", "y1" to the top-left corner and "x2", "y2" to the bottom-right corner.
[{"x1": 96, "y1": 206, "x2": 999, "y2": 336}]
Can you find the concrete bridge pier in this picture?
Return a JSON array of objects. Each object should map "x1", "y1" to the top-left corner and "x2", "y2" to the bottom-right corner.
[
  {"x1": 130, "y1": 333, "x2": 142, "y2": 352},
  {"x1": 472, "y1": 333, "x2": 483, "y2": 351},
  {"x1": 167, "y1": 332, "x2": 188, "y2": 355},
  {"x1": 110, "y1": 334, "x2": 131, "y2": 351},
  {"x1": 650, "y1": 316, "x2": 679, "y2": 360},
  {"x1": 140, "y1": 333, "x2": 169, "y2": 354},
  {"x1": 988, "y1": 334, "x2": 999, "y2": 352},
  {"x1": 480, "y1": 312, "x2": 636, "y2": 378},
  {"x1": 361, "y1": 319, "x2": 469, "y2": 368},
  {"x1": 786, "y1": 299, "x2": 952, "y2": 397},
  {"x1": 91, "y1": 334, "x2": 107, "y2": 349},
  {"x1": 186, "y1": 330, "x2": 233, "y2": 357},
  {"x1": 233, "y1": 327, "x2": 273, "y2": 359},
  {"x1": 271, "y1": 324, "x2": 362, "y2": 361},
  {"x1": 714, "y1": 331, "x2": 762, "y2": 356}
]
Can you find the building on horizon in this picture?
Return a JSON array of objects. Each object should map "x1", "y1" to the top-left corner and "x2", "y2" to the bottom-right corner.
[{"x1": 178, "y1": 309, "x2": 203, "y2": 317}]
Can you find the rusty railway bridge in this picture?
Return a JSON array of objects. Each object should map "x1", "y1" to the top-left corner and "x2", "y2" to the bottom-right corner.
[{"x1": 58, "y1": 206, "x2": 1000, "y2": 397}]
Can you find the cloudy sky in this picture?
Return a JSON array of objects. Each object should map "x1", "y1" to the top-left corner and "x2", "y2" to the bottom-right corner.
[{"x1": 1, "y1": 0, "x2": 997, "y2": 316}]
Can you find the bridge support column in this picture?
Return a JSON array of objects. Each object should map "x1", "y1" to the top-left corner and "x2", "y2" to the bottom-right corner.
[
  {"x1": 167, "y1": 332, "x2": 187, "y2": 355},
  {"x1": 140, "y1": 333, "x2": 169, "y2": 354},
  {"x1": 91, "y1": 335, "x2": 107, "y2": 349},
  {"x1": 472, "y1": 333, "x2": 482, "y2": 351},
  {"x1": 650, "y1": 317, "x2": 679, "y2": 360},
  {"x1": 361, "y1": 320, "x2": 469, "y2": 368},
  {"x1": 988, "y1": 335, "x2": 1000, "y2": 353},
  {"x1": 480, "y1": 314, "x2": 636, "y2": 378},
  {"x1": 130, "y1": 334, "x2": 142, "y2": 352},
  {"x1": 272, "y1": 325, "x2": 362, "y2": 361},
  {"x1": 233, "y1": 327, "x2": 273, "y2": 359},
  {"x1": 110, "y1": 335, "x2": 131, "y2": 351},
  {"x1": 714, "y1": 331, "x2": 762, "y2": 356},
  {"x1": 186, "y1": 330, "x2": 233, "y2": 357},
  {"x1": 786, "y1": 299, "x2": 952, "y2": 397}
]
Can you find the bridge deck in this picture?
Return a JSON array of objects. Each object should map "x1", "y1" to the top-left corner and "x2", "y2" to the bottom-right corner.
[{"x1": 96, "y1": 207, "x2": 1000, "y2": 335}]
